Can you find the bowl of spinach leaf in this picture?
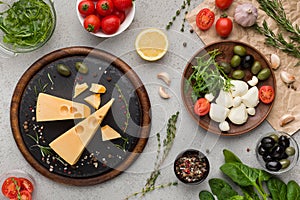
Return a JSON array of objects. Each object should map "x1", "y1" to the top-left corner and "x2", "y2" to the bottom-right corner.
[{"x1": 0, "y1": 0, "x2": 56, "y2": 55}]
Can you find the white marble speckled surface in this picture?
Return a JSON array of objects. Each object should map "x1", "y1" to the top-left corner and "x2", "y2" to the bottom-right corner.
[{"x1": 0, "y1": 0, "x2": 299, "y2": 200}]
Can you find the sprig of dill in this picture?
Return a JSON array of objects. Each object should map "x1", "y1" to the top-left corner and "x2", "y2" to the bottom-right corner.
[{"x1": 125, "y1": 112, "x2": 179, "y2": 200}]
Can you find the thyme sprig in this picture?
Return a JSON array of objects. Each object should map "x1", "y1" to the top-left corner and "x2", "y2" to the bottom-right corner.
[
  {"x1": 115, "y1": 83, "x2": 130, "y2": 133},
  {"x1": 125, "y1": 112, "x2": 179, "y2": 199},
  {"x1": 256, "y1": 0, "x2": 300, "y2": 43},
  {"x1": 166, "y1": 0, "x2": 191, "y2": 32}
]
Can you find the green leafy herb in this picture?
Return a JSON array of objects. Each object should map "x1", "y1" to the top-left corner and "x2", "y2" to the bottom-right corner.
[
  {"x1": 208, "y1": 178, "x2": 238, "y2": 200},
  {"x1": 199, "y1": 190, "x2": 215, "y2": 200},
  {"x1": 287, "y1": 180, "x2": 300, "y2": 200},
  {"x1": 185, "y1": 49, "x2": 232, "y2": 102},
  {"x1": 0, "y1": 0, "x2": 54, "y2": 48},
  {"x1": 125, "y1": 112, "x2": 179, "y2": 199},
  {"x1": 166, "y1": 0, "x2": 191, "y2": 32},
  {"x1": 267, "y1": 177, "x2": 287, "y2": 200}
]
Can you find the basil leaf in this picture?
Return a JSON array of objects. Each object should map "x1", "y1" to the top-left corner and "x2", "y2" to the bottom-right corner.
[
  {"x1": 223, "y1": 149, "x2": 242, "y2": 163},
  {"x1": 287, "y1": 180, "x2": 300, "y2": 200},
  {"x1": 267, "y1": 177, "x2": 287, "y2": 200},
  {"x1": 209, "y1": 178, "x2": 238, "y2": 200},
  {"x1": 199, "y1": 190, "x2": 215, "y2": 200}
]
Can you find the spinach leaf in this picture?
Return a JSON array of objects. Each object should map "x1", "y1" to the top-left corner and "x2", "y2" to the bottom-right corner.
[
  {"x1": 267, "y1": 177, "x2": 287, "y2": 200},
  {"x1": 287, "y1": 180, "x2": 300, "y2": 200},
  {"x1": 229, "y1": 195, "x2": 245, "y2": 200},
  {"x1": 223, "y1": 149, "x2": 242, "y2": 163},
  {"x1": 208, "y1": 178, "x2": 238, "y2": 200},
  {"x1": 241, "y1": 186, "x2": 260, "y2": 200},
  {"x1": 199, "y1": 190, "x2": 215, "y2": 200}
]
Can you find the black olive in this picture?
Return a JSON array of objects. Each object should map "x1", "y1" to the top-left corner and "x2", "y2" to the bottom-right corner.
[
  {"x1": 241, "y1": 54, "x2": 254, "y2": 69},
  {"x1": 261, "y1": 136, "x2": 276, "y2": 149},
  {"x1": 263, "y1": 154, "x2": 273, "y2": 162},
  {"x1": 280, "y1": 152, "x2": 289, "y2": 159},
  {"x1": 270, "y1": 145, "x2": 285, "y2": 159},
  {"x1": 258, "y1": 145, "x2": 268, "y2": 156},
  {"x1": 278, "y1": 135, "x2": 290, "y2": 148},
  {"x1": 266, "y1": 160, "x2": 282, "y2": 171}
]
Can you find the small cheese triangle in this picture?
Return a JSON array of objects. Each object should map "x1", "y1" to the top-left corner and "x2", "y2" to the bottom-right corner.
[
  {"x1": 73, "y1": 82, "x2": 88, "y2": 98},
  {"x1": 36, "y1": 93, "x2": 91, "y2": 122},
  {"x1": 90, "y1": 83, "x2": 106, "y2": 93},
  {"x1": 49, "y1": 98, "x2": 114, "y2": 165},
  {"x1": 84, "y1": 94, "x2": 101, "y2": 109},
  {"x1": 101, "y1": 125, "x2": 121, "y2": 141}
]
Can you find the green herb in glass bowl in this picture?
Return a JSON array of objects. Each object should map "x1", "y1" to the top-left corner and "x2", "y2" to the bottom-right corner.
[{"x1": 0, "y1": 0, "x2": 56, "y2": 54}]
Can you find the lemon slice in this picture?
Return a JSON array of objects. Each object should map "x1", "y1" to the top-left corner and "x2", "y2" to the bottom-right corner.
[{"x1": 135, "y1": 28, "x2": 169, "y2": 61}]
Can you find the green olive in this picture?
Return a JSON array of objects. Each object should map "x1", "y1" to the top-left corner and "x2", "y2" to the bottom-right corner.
[
  {"x1": 279, "y1": 159, "x2": 291, "y2": 169},
  {"x1": 232, "y1": 69, "x2": 245, "y2": 79},
  {"x1": 57, "y1": 64, "x2": 71, "y2": 77},
  {"x1": 285, "y1": 146, "x2": 296, "y2": 156},
  {"x1": 251, "y1": 61, "x2": 262, "y2": 75},
  {"x1": 257, "y1": 68, "x2": 271, "y2": 80},
  {"x1": 269, "y1": 133, "x2": 279, "y2": 143},
  {"x1": 230, "y1": 55, "x2": 241, "y2": 68},
  {"x1": 219, "y1": 62, "x2": 232, "y2": 74},
  {"x1": 75, "y1": 62, "x2": 89, "y2": 74},
  {"x1": 233, "y1": 45, "x2": 247, "y2": 56}
]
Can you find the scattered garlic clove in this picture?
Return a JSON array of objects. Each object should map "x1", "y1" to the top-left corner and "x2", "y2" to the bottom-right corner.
[
  {"x1": 219, "y1": 121, "x2": 230, "y2": 132},
  {"x1": 247, "y1": 76, "x2": 258, "y2": 86},
  {"x1": 246, "y1": 107, "x2": 256, "y2": 116},
  {"x1": 159, "y1": 86, "x2": 170, "y2": 99},
  {"x1": 279, "y1": 114, "x2": 295, "y2": 127},
  {"x1": 157, "y1": 72, "x2": 171, "y2": 85},
  {"x1": 280, "y1": 71, "x2": 295, "y2": 84},
  {"x1": 270, "y1": 54, "x2": 280, "y2": 69}
]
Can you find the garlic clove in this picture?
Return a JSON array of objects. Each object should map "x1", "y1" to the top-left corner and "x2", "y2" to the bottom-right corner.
[
  {"x1": 280, "y1": 71, "x2": 295, "y2": 84},
  {"x1": 157, "y1": 72, "x2": 171, "y2": 86},
  {"x1": 159, "y1": 86, "x2": 170, "y2": 99},
  {"x1": 279, "y1": 114, "x2": 295, "y2": 127},
  {"x1": 270, "y1": 54, "x2": 280, "y2": 69},
  {"x1": 247, "y1": 76, "x2": 258, "y2": 86}
]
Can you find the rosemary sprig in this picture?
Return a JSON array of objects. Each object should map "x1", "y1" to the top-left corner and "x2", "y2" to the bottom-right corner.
[
  {"x1": 166, "y1": 0, "x2": 191, "y2": 32},
  {"x1": 256, "y1": 0, "x2": 300, "y2": 43},
  {"x1": 115, "y1": 83, "x2": 130, "y2": 133},
  {"x1": 125, "y1": 112, "x2": 179, "y2": 199}
]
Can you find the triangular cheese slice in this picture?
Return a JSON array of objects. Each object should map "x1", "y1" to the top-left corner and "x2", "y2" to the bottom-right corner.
[
  {"x1": 73, "y1": 82, "x2": 88, "y2": 98},
  {"x1": 90, "y1": 83, "x2": 106, "y2": 93},
  {"x1": 84, "y1": 94, "x2": 101, "y2": 109},
  {"x1": 101, "y1": 125, "x2": 121, "y2": 141},
  {"x1": 49, "y1": 99, "x2": 114, "y2": 165},
  {"x1": 36, "y1": 93, "x2": 91, "y2": 122}
]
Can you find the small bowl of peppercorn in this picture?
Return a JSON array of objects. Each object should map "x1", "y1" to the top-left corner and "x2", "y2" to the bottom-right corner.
[
  {"x1": 174, "y1": 149, "x2": 210, "y2": 185},
  {"x1": 256, "y1": 131, "x2": 299, "y2": 174}
]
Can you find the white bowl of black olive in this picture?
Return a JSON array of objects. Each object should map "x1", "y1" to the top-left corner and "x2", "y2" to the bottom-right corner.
[
  {"x1": 174, "y1": 149, "x2": 210, "y2": 185},
  {"x1": 256, "y1": 131, "x2": 299, "y2": 174}
]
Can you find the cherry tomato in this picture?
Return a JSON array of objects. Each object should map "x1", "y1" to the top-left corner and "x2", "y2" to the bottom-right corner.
[
  {"x1": 112, "y1": 9, "x2": 126, "y2": 23},
  {"x1": 113, "y1": 0, "x2": 133, "y2": 11},
  {"x1": 78, "y1": 0, "x2": 95, "y2": 16},
  {"x1": 83, "y1": 14, "x2": 101, "y2": 33},
  {"x1": 196, "y1": 8, "x2": 215, "y2": 31},
  {"x1": 1, "y1": 177, "x2": 20, "y2": 199},
  {"x1": 96, "y1": 0, "x2": 114, "y2": 16},
  {"x1": 259, "y1": 85, "x2": 275, "y2": 104},
  {"x1": 215, "y1": 14, "x2": 233, "y2": 38},
  {"x1": 101, "y1": 15, "x2": 120, "y2": 34},
  {"x1": 19, "y1": 178, "x2": 34, "y2": 194},
  {"x1": 215, "y1": 0, "x2": 233, "y2": 10},
  {"x1": 18, "y1": 190, "x2": 32, "y2": 200},
  {"x1": 194, "y1": 98, "x2": 210, "y2": 116}
]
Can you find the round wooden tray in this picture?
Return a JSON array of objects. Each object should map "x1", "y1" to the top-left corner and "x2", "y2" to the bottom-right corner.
[
  {"x1": 181, "y1": 41, "x2": 276, "y2": 136},
  {"x1": 10, "y1": 46, "x2": 151, "y2": 186}
]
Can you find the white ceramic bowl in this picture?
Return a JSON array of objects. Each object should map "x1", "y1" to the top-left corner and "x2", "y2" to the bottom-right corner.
[{"x1": 76, "y1": 0, "x2": 135, "y2": 38}]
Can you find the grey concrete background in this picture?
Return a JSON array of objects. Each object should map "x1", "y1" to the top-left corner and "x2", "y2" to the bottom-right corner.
[{"x1": 0, "y1": 0, "x2": 299, "y2": 199}]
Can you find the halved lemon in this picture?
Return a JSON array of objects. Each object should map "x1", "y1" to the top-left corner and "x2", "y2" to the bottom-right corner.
[{"x1": 135, "y1": 28, "x2": 169, "y2": 61}]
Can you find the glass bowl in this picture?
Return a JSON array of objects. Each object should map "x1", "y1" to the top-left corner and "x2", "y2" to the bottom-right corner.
[
  {"x1": 256, "y1": 131, "x2": 299, "y2": 174},
  {"x1": 0, "y1": 0, "x2": 56, "y2": 55},
  {"x1": 0, "y1": 169, "x2": 36, "y2": 199},
  {"x1": 174, "y1": 149, "x2": 210, "y2": 185}
]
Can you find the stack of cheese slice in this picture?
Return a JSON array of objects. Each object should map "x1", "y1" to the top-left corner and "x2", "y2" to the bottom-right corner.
[{"x1": 49, "y1": 98, "x2": 114, "y2": 165}]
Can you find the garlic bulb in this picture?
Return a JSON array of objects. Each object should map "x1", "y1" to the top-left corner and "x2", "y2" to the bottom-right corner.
[{"x1": 234, "y1": 3, "x2": 258, "y2": 27}]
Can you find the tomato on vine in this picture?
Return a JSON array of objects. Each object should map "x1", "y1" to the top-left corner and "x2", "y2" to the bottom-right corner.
[{"x1": 215, "y1": 14, "x2": 233, "y2": 38}]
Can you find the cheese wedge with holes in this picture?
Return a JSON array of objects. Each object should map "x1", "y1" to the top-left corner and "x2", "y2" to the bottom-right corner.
[
  {"x1": 36, "y1": 93, "x2": 91, "y2": 122},
  {"x1": 73, "y1": 82, "x2": 88, "y2": 98},
  {"x1": 84, "y1": 94, "x2": 101, "y2": 109},
  {"x1": 49, "y1": 99, "x2": 114, "y2": 165},
  {"x1": 90, "y1": 83, "x2": 106, "y2": 93},
  {"x1": 101, "y1": 125, "x2": 121, "y2": 141}
]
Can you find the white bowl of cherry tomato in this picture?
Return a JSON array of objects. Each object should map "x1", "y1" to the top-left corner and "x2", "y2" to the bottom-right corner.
[
  {"x1": 1, "y1": 169, "x2": 35, "y2": 200},
  {"x1": 76, "y1": 0, "x2": 135, "y2": 37}
]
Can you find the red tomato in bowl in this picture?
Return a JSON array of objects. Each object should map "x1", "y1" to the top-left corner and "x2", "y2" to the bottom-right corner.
[
  {"x1": 259, "y1": 85, "x2": 275, "y2": 104},
  {"x1": 196, "y1": 8, "x2": 215, "y2": 31},
  {"x1": 96, "y1": 0, "x2": 114, "y2": 16},
  {"x1": 194, "y1": 98, "x2": 210, "y2": 116},
  {"x1": 101, "y1": 15, "x2": 121, "y2": 34},
  {"x1": 113, "y1": 0, "x2": 132, "y2": 11},
  {"x1": 1, "y1": 177, "x2": 20, "y2": 199},
  {"x1": 215, "y1": 15, "x2": 232, "y2": 38},
  {"x1": 19, "y1": 178, "x2": 34, "y2": 193},
  {"x1": 78, "y1": 0, "x2": 95, "y2": 16},
  {"x1": 84, "y1": 14, "x2": 101, "y2": 33},
  {"x1": 215, "y1": 0, "x2": 233, "y2": 10},
  {"x1": 112, "y1": 9, "x2": 126, "y2": 23}
]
